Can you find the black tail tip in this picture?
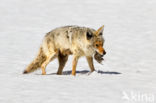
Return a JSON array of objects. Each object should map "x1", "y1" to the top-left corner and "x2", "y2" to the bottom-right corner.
[{"x1": 23, "y1": 70, "x2": 28, "y2": 74}]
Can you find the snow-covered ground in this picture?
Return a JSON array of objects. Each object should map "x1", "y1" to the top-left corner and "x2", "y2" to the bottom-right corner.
[{"x1": 0, "y1": 0, "x2": 156, "y2": 103}]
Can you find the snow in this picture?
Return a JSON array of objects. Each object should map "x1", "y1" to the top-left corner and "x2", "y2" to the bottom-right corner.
[{"x1": 0, "y1": 0, "x2": 156, "y2": 103}]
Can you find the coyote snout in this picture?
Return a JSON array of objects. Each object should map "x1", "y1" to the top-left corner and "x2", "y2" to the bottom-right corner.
[
  {"x1": 94, "y1": 41, "x2": 106, "y2": 56},
  {"x1": 99, "y1": 48, "x2": 106, "y2": 56}
]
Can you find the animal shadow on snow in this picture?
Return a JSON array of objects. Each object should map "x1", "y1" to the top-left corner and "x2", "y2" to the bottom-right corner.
[{"x1": 48, "y1": 70, "x2": 121, "y2": 75}]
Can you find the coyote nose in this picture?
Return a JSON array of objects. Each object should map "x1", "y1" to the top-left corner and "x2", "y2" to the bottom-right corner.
[{"x1": 102, "y1": 50, "x2": 106, "y2": 56}]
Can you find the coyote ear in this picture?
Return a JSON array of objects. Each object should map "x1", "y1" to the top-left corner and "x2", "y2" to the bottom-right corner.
[
  {"x1": 86, "y1": 31, "x2": 93, "y2": 40},
  {"x1": 95, "y1": 25, "x2": 104, "y2": 36}
]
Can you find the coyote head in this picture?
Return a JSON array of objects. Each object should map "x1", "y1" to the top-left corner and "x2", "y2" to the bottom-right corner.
[{"x1": 86, "y1": 25, "x2": 106, "y2": 56}]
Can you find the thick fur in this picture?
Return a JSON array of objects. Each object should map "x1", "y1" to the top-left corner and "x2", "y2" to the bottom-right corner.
[
  {"x1": 23, "y1": 47, "x2": 47, "y2": 74},
  {"x1": 23, "y1": 25, "x2": 106, "y2": 75}
]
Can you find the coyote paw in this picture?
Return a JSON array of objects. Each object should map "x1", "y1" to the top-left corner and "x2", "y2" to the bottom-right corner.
[{"x1": 42, "y1": 72, "x2": 46, "y2": 75}]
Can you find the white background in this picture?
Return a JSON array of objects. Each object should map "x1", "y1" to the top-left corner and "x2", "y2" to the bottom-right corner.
[{"x1": 0, "y1": 0, "x2": 155, "y2": 103}]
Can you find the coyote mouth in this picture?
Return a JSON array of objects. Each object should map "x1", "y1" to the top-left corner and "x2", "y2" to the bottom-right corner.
[{"x1": 94, "y1": 51, "x2": 104, "y2": 64}]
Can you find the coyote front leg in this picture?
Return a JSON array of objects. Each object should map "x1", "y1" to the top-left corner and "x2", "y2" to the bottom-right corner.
[
  {"x1": 72, "y1": 56, "x2": 79, "y2": 76},
  {"x1": 86, "y1": 56, "x2": 95, "y2": 72}
]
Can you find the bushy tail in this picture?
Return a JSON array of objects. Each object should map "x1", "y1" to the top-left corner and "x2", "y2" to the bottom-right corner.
[{"x1": 23, "y1": 47, "x2": 47, "y2": 74}]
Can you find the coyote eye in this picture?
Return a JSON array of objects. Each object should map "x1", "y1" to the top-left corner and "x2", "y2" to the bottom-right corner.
[{"x1": 96, "y1": 44, "x2": 99, "y2": 47}]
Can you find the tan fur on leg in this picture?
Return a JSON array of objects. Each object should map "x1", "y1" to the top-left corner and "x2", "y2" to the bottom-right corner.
[
  {"x1": 86, "y1": 56, "x2": 95, "y2": 72},
  {"x1": 57, "y1": 52, "x2": 68, "y2": 75},
  {"x1": 72, "y1": 56, "x2": 79, "y2": 76},
  {"x1": 41, "y1": 52, "x2": 57, "y2": 75}
]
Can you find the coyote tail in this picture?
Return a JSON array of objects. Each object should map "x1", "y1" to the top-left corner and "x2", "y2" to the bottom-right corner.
[{"x1": 23, "y1": 47, "x2": 47, "y2": 74}]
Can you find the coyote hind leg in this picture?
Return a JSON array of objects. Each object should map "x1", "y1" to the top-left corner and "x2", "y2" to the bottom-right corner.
[
  {"x1": 57, "y1": 53, "x2": 68, "y2": 75},
  {"x1": 41, "y1": 52, "x2": 57, "y2": 75}
]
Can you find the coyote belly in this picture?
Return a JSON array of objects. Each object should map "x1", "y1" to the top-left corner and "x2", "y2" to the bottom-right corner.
[{"x1": 23, "y1": 25, "x2": 106, "y2": 75}]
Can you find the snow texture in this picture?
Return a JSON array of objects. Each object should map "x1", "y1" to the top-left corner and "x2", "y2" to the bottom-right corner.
[{"x1": 0, "y1": 0, "x2": 156, "y2": 103}]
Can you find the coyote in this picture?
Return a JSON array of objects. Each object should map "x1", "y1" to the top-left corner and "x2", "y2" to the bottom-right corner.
[{"x1": 23, "y1": 25, "x2": 106, "y2": 75}]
